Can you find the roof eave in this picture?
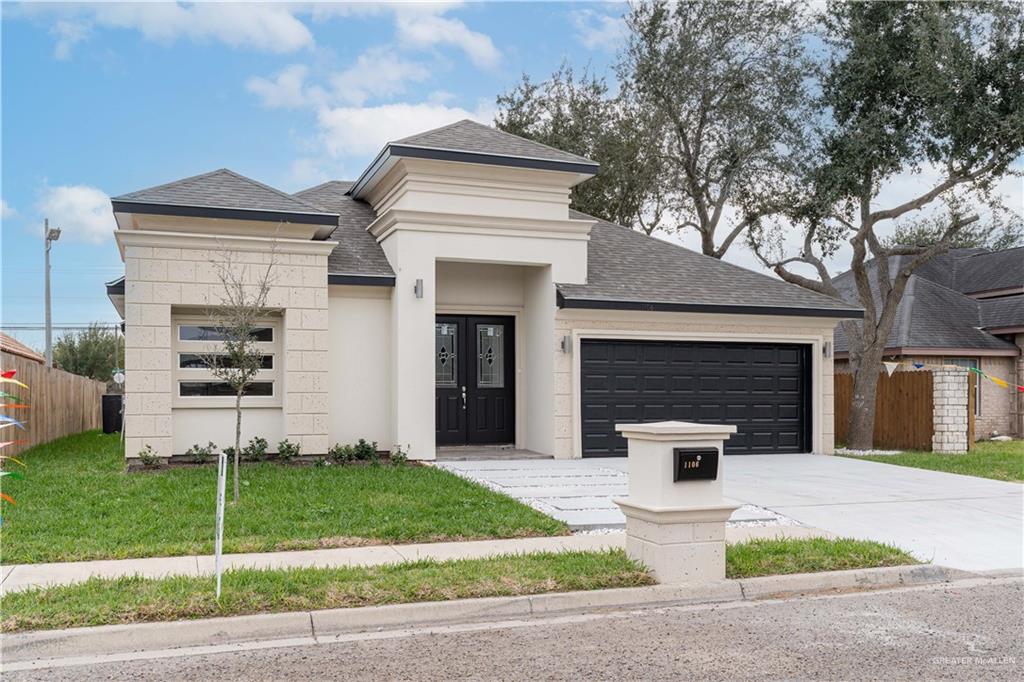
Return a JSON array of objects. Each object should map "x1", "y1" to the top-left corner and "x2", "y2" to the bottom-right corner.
[
  {"x1": 349, "y1": 143, "x2": 600, "y2": 200},
  {"x1": 110, "y1": 200, "x2": 339, "y2": 228},
  {"x1": 556, "y1": 293, "x2": 864, "y2": 320}
]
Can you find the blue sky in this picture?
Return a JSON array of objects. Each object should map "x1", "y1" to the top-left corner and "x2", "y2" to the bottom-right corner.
[{"x1": 1, "y1": 2, "x2": 626, "y2": 349}]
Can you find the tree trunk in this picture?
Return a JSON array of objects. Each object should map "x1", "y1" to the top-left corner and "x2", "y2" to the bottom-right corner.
[
  {"x1": 847, "y1": 349, "x2": 884, "y2": 450},
  {"x1": 233, "y1": 392, "x2": 241, "y2": 504}
]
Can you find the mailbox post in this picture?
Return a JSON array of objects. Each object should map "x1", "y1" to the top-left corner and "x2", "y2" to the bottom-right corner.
[{"x1": 613, "y1": 421, "x2": 739, "y2": 584}]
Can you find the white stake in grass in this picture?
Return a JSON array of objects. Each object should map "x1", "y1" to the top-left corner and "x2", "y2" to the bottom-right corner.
[{"x1": 214, "y1": 451, "x2": 228, "y2": 599}]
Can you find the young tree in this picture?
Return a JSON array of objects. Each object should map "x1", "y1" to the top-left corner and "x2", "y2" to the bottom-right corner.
[
  {"x1": 203, "y1": 248, "x2": 276, "y2": 503},
  {"x1": 621, "y1": 0, "x2": 814, "y2": 256},
  {"x1": 495, "y1": 64, "x2": 666, "y2": 232},
  {"x1": 53, "y1": 323, "x2": 124, "y2": 384},
  {"x1": 752, "y1": 1, "x2": 1024, "y2": 450}
]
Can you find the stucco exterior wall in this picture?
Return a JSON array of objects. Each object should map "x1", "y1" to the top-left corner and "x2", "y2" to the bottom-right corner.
[
  {"x1": 118, "y1": 230, "x2": 334, "y2": 460},
  {"x1": 328, "y1": 285, "x2": 392, "y2": 447},
  {"x1": 553, "y1": 309, "x2": 839, "y2": 458}
]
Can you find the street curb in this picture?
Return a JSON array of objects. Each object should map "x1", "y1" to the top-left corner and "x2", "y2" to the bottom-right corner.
[{"x1": 0, "y1": 564, "x2": 982, "y2": 664}]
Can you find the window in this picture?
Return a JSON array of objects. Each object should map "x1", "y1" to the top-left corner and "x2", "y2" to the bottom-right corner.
[
  {"x1": 476, "y1": 324, "x2": 504, "y2": 388},
  {"x1": 173, "y1": 316, "x2": 280, "y2": 405},
  {"x1": 178, "y1": 325, "x2": 273, "y2": 342},
  {"x1": 179, "y1": 381, "x2": 274, "y2": 397},
  {"x1": 178, "y1": 353, "x2": 273, "y2": 370},
  {"x1": 944, "y1": 357, "x2": 980, "y2": 415},
  {"x1": 435, "y1": 323, "x2": 457, "y2": 387}
]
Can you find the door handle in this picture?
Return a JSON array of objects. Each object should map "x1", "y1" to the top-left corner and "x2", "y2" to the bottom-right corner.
[{"x1": 461, "y1": 386, "x2": 467, "y2": 410}]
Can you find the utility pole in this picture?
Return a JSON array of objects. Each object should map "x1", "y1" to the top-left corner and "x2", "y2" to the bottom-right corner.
[{"x1": 44, "y1": 218, "x2": 62, "y2": 368}]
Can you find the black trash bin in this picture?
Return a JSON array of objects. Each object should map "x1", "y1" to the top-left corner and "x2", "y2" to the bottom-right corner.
[{"x1": 102, "y1": 394, "x2": 123, "y2": 434}]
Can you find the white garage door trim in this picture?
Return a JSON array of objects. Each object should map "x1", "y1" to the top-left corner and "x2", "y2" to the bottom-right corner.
[{"x1": 569, "y1": 329, "x2": 826, "y2": 459}]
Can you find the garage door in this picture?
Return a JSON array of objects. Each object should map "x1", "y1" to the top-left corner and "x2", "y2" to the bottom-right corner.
[{"x1": 580, "y1": 339, "x2": 811, "y2": 456}]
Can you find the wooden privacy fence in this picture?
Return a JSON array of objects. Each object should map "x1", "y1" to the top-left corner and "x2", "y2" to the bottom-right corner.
[
  {"x1": 835, "y1": 370, "x2": 935, "y2": 451},
  {"x1": 1, "y1": 351, "x2": 106, "y2": 457}
]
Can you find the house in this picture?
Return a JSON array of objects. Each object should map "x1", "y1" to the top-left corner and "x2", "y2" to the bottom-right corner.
[
  {"x1": 0, "y1": 332, "x2": 45, "y2": 365},
  {"x1": 105, "y1": 119, "x2": 861, "y2": 463},
  {"x1": 833, "y1": 247, "x2": 1024, "y2": 438}
]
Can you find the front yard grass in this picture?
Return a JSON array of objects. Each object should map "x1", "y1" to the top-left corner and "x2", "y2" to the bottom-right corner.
[
  {"x1": 0, "y1": 431, "x2": 567, "y2": 564},
  {"x1": 725, "y1": 537, "x2": 919, "y2": 579},
  {"x1": 1, "y1": 550, "x2": 653, "y2": 632},
  {"x1": 846, "y1": 440, "x2": 1023, "y2": 482},
  {"x1": 0, "y1": 538, "x2": 919, "y2": 632}
]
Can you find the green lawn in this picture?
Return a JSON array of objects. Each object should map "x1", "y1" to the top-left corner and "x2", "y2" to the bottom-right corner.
[
  {"x1": 725, "y1": 537, "x2": 918, "y2": 579},
  {"x1": 0, "y1": 431, "x2": 567, "y2": 564},
  {"x1": 846, "y1": 440, "x2": 1023, "y2": 482},
  {"x1": 0, "y1": 538, "x2": 919, "y2": 633},
  {"x1": 1, "y1": 550, "x2": 653, "y2": 632}
]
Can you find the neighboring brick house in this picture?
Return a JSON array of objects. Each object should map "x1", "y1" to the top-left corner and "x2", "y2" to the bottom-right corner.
[
  {"x1": 105, "y1": 120, "x2": 862, "y2": 464},
  {"x1": 833, "y1": 247, "x2": 1024, "y2": 439}
]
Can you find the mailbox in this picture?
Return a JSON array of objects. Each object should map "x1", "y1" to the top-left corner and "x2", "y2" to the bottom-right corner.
[{"x1": 673, "y1": 447, "x2": 718, "y2": 482}]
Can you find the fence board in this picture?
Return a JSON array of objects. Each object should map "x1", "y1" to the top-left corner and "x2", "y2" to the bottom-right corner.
[
  {"x1": 835, "y1": 371, "x2": 934, "y2": 451},
  {"x1": 0, "y1": 352, "x2": 106, "y2": 457}
]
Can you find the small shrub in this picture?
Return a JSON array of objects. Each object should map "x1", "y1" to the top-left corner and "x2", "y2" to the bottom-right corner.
[
  {"x1": 185, "y1": 441, "x2": 217, "y2": 464},
  {"x1": 328, "y1": 442, "x2": 355, "y2": 464},
  {"x1": 223, "y1": 446, "x2": 236, "y2": 460},
  {"x1": 136, "y1": 444, "x2": 159, "y2": 467},
  {"x1": 242, "y1": 436, "x2": 269, "y2": 462},
  {"x1": 276, "y1": 439, "x2": 301, "y2": 462},
  {"x1": 389, "y1": 444, "x2": 409, "y2": 466},
  {"x1": 354, "y1": 438, "x2": 379, "y2": 462},
  {"x1": 314, "y1": 457, "x2": 331, "y2": 468}
]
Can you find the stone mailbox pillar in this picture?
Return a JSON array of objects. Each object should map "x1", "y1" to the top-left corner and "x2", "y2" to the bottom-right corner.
[{"x1": 612, "y1": 421, "x2": 739, "y2": 584}]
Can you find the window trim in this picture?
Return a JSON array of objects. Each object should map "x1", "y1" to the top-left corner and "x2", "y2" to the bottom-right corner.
[{"x1": 172, "y1": 315, "x2": 282, "y2": 409}]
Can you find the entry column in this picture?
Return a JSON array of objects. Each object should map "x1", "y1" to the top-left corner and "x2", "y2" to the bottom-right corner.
[{"x1": 613, "y1": 421, "x2": 739, "y2": 583}]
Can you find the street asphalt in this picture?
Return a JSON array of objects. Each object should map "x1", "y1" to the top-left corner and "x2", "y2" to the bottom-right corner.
[{"x1": 8, "y1": 578, "x2": 1021, "y2": 681}]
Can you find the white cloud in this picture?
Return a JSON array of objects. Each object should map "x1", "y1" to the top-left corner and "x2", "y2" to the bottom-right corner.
[
  {"x1": 1, "y1": 200, "x2": 17, "y2": 220},
  {"x1": 37, "y1": 185, "x2": 114, "y2": 244},
  {"x1": 246, "y1": 64, "x2": 326, "y2": 109},
  {"x1": 331, "y1": 48, "x2": 431, "y2": 106},
  {"x1": 394, "y1": 9, "x2": 500, "y2": 68},
  {"x1": 570, "y1": 9, "x2": 627, "y2": 51},
  {"x1": 21, "y1": 2, "x2": 315, "y2": 58},
  {"x1": 316, "y1": 101, "x2": 493, "y2": 158}
]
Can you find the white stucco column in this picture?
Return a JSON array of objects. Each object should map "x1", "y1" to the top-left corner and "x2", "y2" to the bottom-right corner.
[
  {"x1": 382, "y1": 233, "x2": 437, "y2": 460},
  {"x1": 613, "y1": 421, "x2": 739, "y2": 583}
]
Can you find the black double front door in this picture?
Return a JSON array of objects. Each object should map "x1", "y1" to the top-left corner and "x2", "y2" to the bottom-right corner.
[{"x1": 435, "y1": 315, "x2": 515, "y2": 445}]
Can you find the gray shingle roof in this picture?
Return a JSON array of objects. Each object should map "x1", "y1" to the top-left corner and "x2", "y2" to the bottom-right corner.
[
  {"x1": 980, "y1": 296, "x2": 1024, "y2": 330},
  {"x1": 395, "y1": 119, "x2": 596, "y2": 166},
  {"x1": 833, "y1": 247, "x2": 1023, "y2": 353},
  {"x1": 114, "y1": 169, "x2": 330, "y2": 215},
  {"x1": 292, "y1": 181, "x2": 394, "y2": 279},
  {"x1": 556, "y1": 211, "x2": 861, "y2": 317}
]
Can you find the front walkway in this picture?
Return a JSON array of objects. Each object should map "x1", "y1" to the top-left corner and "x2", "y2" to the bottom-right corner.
[
  {"x1": 1, "y1": 526, "x2": 821, "y2": 593},
  {"x1": 438, "y1": 454, "x2": 1024, "y2": 571}
]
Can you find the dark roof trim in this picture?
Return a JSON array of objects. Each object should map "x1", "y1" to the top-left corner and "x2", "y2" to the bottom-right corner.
[
  {"x1": 111, "y1": 200, "x2": 339, "y2": 227},
  {"x1": 350, "y1": 144, "x2": 599, "y2": 198},
  {"x1": 556, "y1": 292, "x2": 864, "y2": 319},
  {"x1": 106, "y1": 276, "x2": 125, "y2": 296},
  {"x1": 327, "y1": 274, "x2": 396, "y2": 287}
]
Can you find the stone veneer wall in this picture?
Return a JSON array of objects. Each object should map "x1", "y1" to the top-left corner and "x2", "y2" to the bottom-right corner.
[
  {"x1": 121, "y1": 233, "x2": 332, "y2": 461},
  {"x1": 553, "y1": 312, "x2": 837, "y2": 458},
  {"x1": 931, "y1": 368, "x2": 970, "y2": 453}
]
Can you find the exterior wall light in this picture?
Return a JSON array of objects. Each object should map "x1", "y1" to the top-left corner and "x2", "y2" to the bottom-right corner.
[
  {"x1": 414, "y1": 278, "x2": 424, "y2": 299},
  {"x1": 561, "y1": 335, "x2": 572, "y2": 354},
  {"x1": 822, "y1": 340, "x2": 832, "y2": 359}
]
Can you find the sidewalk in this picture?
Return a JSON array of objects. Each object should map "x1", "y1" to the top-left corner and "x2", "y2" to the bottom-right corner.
[{"x1": 1, "y1": 526, "x2": 828, "y2": 593}]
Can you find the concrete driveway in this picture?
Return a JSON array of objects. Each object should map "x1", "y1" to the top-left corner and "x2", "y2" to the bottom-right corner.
[{"x1": 438, "y1": 454, "x2": 1023, "y2": 571}]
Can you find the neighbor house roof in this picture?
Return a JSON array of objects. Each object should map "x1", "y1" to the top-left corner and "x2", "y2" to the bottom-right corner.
[
  {"x1": 111, "y1": 169, "x2": 339, "y2": 227},
  {"x1": 0, "y1": 332, "x2": 45, "y2": 364},
  {"x1": 555, "y1": 212, "x2": 863, "y2": 319},
  {"x1": 833, "y1": 248, "x2": 1023, "y2": 356},
  {"x1": 292, "y1": 181, "x2": 395, "y2": 284},
  {"x1": 350, "y1": 120, "x2": 599, "y2": 198}
]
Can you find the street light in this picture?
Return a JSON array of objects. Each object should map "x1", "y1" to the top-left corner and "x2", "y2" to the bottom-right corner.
[{"x1": 44, "y1": 219, "x2": 61, "y2": 368}]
